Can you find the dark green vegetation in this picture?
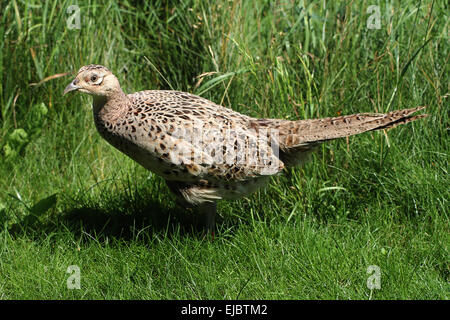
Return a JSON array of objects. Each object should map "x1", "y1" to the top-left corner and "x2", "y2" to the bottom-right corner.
[{"x1": 0, "y1": 0, "x2": 448, "y2": 299}]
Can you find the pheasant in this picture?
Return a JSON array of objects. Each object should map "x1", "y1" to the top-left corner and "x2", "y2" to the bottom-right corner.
[{"x1": 64, "y1": 64, "x2": 427, "y2": 233}]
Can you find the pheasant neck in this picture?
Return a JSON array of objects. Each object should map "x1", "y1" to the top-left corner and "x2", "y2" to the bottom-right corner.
[{"x1": 92, "y1": 90, "x2": 129, "y2": 123}]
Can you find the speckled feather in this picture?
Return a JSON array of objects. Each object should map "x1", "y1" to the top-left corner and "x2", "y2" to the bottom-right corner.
[{"x1": 68, "y1": 65, "x2": 428, "y2": 205}]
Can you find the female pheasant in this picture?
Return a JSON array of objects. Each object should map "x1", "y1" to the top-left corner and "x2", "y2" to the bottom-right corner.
[{"x1": 64, "y1": 64, "x2": 427, "y2": 233}]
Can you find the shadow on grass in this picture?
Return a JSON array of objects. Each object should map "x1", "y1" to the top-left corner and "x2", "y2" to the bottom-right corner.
[
  {"x1": 62, "y1": 202, "x2": 198, "y2": 241},
  {"x1": 5, "y1": 185, "x2": 242, "y2": 242},
  {"x1": 6, "y1": 191, "x2": 212, "y2": 242}
]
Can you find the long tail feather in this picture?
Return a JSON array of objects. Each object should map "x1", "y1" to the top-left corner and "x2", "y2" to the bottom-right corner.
[
  {"x1": 283, "y1": 106, "x2": 427, "y2": 147},
  {"x1": 259, "y1": 106, "x2": 428, "y2": 167}
]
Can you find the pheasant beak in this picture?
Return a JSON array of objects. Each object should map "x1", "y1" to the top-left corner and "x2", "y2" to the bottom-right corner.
[{"x1": 63, "y1": 79, "x2": 80, "y2": 95}]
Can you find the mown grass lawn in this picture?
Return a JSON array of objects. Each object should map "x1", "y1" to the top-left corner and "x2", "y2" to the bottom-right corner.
[{"x1": 0, "y1": 0, "x2": 448, "y2": 299}]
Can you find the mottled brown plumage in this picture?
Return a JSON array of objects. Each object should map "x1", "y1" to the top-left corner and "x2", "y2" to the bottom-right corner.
[{"x1": 64, "y1": 64, "x2": 428, "y2": 232}]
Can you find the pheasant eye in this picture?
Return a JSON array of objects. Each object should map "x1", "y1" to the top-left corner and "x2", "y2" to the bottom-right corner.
[{"x1": 91, "y1": 75, "x2": 98, "y2": 82}]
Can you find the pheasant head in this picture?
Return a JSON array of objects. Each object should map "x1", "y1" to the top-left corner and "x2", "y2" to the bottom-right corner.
[{"x1": 63, "y1": 64, "x2": 122, "y2": 98}]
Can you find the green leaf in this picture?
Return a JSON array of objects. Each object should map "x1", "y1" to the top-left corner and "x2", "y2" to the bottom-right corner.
[
  {"x1": 34, "y1": 102, "x2": 48, "y2": 116},
  {"x1": 9, "y1": 128, "x2": 28, "y2": 145},
  {"x1": 29, "y1": 193, "x2": 58, "y2": 216},
  {"x1": 3, "y1": 144, "x2": 15, "y2": 157},
  {"x1": 3, "y1": 128, "x2": 29, "y2": 158},
  {"x1": 196, "y1": 68, "x2": 248, "y2": 96}
]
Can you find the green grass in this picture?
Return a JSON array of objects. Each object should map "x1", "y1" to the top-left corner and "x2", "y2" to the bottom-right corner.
[{"x1": 0, "y1": 0, "x2": 448, "y2": 299}]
